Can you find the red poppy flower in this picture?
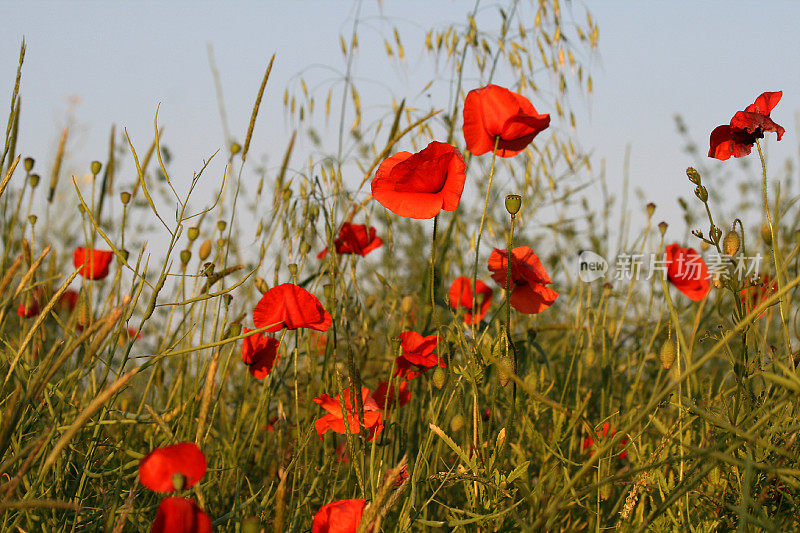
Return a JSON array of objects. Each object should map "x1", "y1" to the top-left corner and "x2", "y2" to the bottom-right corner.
[
  {"x1": 463, "y1": 84, "x2": 551, "y2": 157},
  {"x1": 17, "y1": 300, "x2": 39, "y2": 318},
  {"x1": 73, "y1": 247, "x2": 114, "y2": 280},
  {"x1": 664, "y1": 244, "x2": 710, "y2": 301},
  {"x1": 394, "y1": 331, "x2": 445, "y2": 379},
  {"x1": 709, "y1": 91, "x2": 784, "y2": 160},
  {"x1": 139, "y1": 442, "x2": 207, "y2": 493},
  {"x1": 317, "y1": 223, "x2": 383, "y2": 258},
  {"x1": 371, "y1": 141, "x2": 467, "y2": 219},
  {"x1": 313, "y1": 387, "x2": 384, "y2": 441},
  {"x1": 373, "y1": 380, "x2": 411, "y2": 410},
  {"x1": 448, "y1": 277, "x2": 493, "y2": 324},
  {"x1": 582, "y1": 422, "x2": 629, "y2": 460},
  {"x1": 241, "y1": 327, "x2": 280, "y2": 379},
  {"x1": 334, "y1": 442, "x2": 350, "y2": 464},
  {"x1": 151, "y1": 497, "x2": 213, "y2": 533},
  {"x1": 740, "y1": 274, "x2": 777, "y2": 319},
  {"x1": 487, "y1": 247, "x2": 558, "y2": 314},
  {"x1": 57, "y1": 288, "x2": 79, "y2": 311},
  {"x1": 253, "y1": 283, "x2": 331, "y2": 333},
  {"x1": 312, "y1": 499, "x2": 367, "y2": 533}
]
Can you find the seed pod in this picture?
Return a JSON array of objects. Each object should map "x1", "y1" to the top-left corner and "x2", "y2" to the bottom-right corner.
[
  {"x1": 198, "y1": 239, "x2": 212, "y2": 260},
  {"x1": 723, "y1": 231, "x2": 740, "y2": 256},
  {"x1": 23, "y1": 157, "x2": 34, "y2": 172},
  {"x1": 255, "y1": 276, "x2": 269, "y2": 294},
  {"x1": 120, "y1": 191, "x2": 131, "y2": 205},
  {"x1": 288, "y1": 263, "x2": 298, "y2": 277},
  {"x1": 28, "y1": 174, "x2": 39, "y2": 187},
  {"x1": 504, "y1": 194, "x2": 522, "y2": 216},
  {"x1": 230, "y1": 142, "x2": 242, "y2": 155},
  {"x1": 28, "y1": 215, "x2": 37, "y2": 226},
  {"x1": 187, "y1": 227, "x2": 199, "y2": 241},
  {"x1": 659, "y1": 339, "x2": 677, "y2": 370},
  {"x1": 658, "y1": 221, "x2": 668, "y2": 236},
  {"x1": 432, "y1": 366, "x2": 446, "y2": 389},
  {"x1": 217, "y1": 220, "x2": 227, "y2": 233},
  {"x1": 180, "y1": 249, "x2": 191, "y2": 265},
  {"x1": 645, "y1": 202, "x2": 656, "y2": 217},
  {"x1": 761, "y1": 223, "x2": 772, "y2": 245},
  {"x1": 450, "y1": 413, "x2": 465, "y2": 432},
  {"x1": 90, "y1": 161, "x2": 102, "y2": 175}
]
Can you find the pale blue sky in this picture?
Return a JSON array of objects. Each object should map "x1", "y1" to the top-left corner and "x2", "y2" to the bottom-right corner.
[{"x1": 2, "y1": 1, "x2": 799, "y2": 242}]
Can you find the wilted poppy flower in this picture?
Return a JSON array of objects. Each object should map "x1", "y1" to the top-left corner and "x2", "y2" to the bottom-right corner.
[
  {"x1": 664, "y1": 244, "x2": 710, "y2": 301},
  {"x1": 487, "y1": 246, "x2": 558, "y2": 314},
  {"x1": 463, "y1": 84, "x2": 551, "y2": 157},
  {"x1": 139, "y1": 442, "x2": 207, "y2": 493},
  {"x1": 313, "y1": 387, "x2": 384, "y2": 441},
  {"x1": 395, "y1": 331, "x2": 444, "y2": 379},
  {"x1": 253, "y1": 283, "x2": 331, "y2": 333},
  {"x1": 371, "y1": 141, "x2": 467, "y2": 219},
  {"x1": 373, "y1": 380, "x2": 412, "y2": 410},
  {"x1": 741, "y1": 274, "x2": 777, "y2": 318},
  {"x1": 73, "y1": 247, "x2": 114, "y2": 280},
  {"x1": 709, "y1": 91, "x2": 784, "y2": 160},
  {"x1": 318, "y1": 222, "x2": 383, "y2": 258},
  {"x1": 151, "y1": 497, "x2": 213, "y2": 533},
  {"x1": 448, "y1": 277, "x2": 493, "y2": 324},
  {"x1": 312, "y1": 499, "x2": 367, "y2": 533},
  {"x1": 582, "y1": 422, "x2": 629, "y2": 460},
  {"x1": 241, "y1": 327, "x2": 280, "y2": 379}
]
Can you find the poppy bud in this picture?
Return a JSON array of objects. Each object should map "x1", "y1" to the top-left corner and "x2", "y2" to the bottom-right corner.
[
  {"x1": 761, "y1": 223, "x2": 772, "y2": 245},
  {"x1": 400, "y1": 295, "x2": 414, "y2": 313},
  {"x1": 23, "y1": 157, "x2": 34, "y2": 172},
  {"x1": 187, "y1": 227, "x2": 199, "y2": 241},
  {"x1": 230, "y1": 142, "x2": 242, "y2": 155},
  {"x1": 29, "y1": 173, "x2": 40, "y2": 187},
  {"x1": 198, "y1": 239, "x2": 212, "y2": 260},
  {"x1": 723, "y1": 231, "x2": 740, "y2": 256},
  {"x1": 255, "y1": 276, "x2": 269, "y2": 294},
  {"x1": 645, "y1": 202, "x2": 656, "y2": 217},
  {"x1": 217, "y1": 220, "x2": 227, "y2": 233},
  {"x1": 694, "y1": 185, "x2": 708, "y2": 203},
  {"x1": 172, "y1": 472, "x2": 186, "y2": 491},
  {"x1": 659, "y1": 339, "x2": 677, "y2": 370},
  {"x1": 658, "y1": 221, "x2": 668, "y2": 236},
  {"x1": 686, "y1": 167, "x2": 701, "y2": 185},
  {"x1": 28, "y1": 215, "x2": 37, "y2": 226},
  {"x1": 180, "y1": 249, "x2": 191, "y2": 265},
  {"x1": 504, "y1": 194, "x2": 522, "y2": 216},
  {"x1": 450, "y1": 413, "x2": 465, "y2": 432},
  {"x1": 90, "y1": 161, "x2": 102, "y2": 175},
  {"x1": 432, "y1": 366, "x2": 446, "y2": 389},
  {"x1": 120, "y1": 191, "x2": 131, "y2": 205}
]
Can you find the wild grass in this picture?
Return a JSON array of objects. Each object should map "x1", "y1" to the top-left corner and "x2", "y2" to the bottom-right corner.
[{"x1": 1, "y1": 1, "x2": 799, "y2": 531}]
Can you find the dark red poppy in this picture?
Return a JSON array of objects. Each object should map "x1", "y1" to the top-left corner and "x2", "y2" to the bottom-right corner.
[
  {"x1": 17, "y1": 299, "x2": 39, "y2": 318},
  {"x1": 394, "y1": 331, "x2": 445, "y2": 379},
  {"x1": 448, "y1": 277, "x2": 493, "y2": 324},
  {"x1": 313, "y1": 387, "x2": 384, "y2": 441},
  {"x1": 740, "y1": 274, "x2": 777, "y2": 319},
  {"x1": 373, "y1": 380, "x2": 411, "y2": 410},
  {"x1": 463, "y1": 84, "x2": 550, "y2": 157},
  {"x1": 582, "y1": 422, "x2": 628, "y2": 460},
  {"x1": 317, "y1": 223, "x2": 383, "y2": 258},
  {"x1": 709, "y1": 91, "x2": 784, "y2": 160},
  {"x1": 241, "y1": 327, "x2": 280, "y2": 379},
  {"x1": 73, "y1": 247, "x2": 114, "y2": 280},
  {"x1": 371, "y1": 141, "x2": 467, "y2": 219},
  {"x1": 151, "y1": 497, "x2": 213, "y2": 533},
  {"x1": 665, "y1": 244, "x2": 710, "y2": 301},
  {"x1": 487, "y1": 246, "x2": 558, "y2": 314},
  {"x1": 139, "y1": 442, "x2": 207, "y2": 493},
  {"x1": 312, "y1": 499, "x2": 367, "y2": 533},
  {"x1": 253, "y1": 283, "x2": 331, "y2": 333}
]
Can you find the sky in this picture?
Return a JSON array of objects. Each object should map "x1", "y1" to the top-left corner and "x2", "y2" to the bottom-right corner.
[{"x1": 1, "y1": 1, "x2": 799, "y2": 251}]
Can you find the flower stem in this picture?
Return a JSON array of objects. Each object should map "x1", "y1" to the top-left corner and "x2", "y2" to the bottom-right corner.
[
  {"x1": 429, "y1": 213, "x2": 439, "y2": 317},
  {"x1": 471, "y1": 136, "x2": 500, "y2": 336}
]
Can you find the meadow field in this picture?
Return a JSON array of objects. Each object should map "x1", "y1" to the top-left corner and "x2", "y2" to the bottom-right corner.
[{"x1": 1, "y1": 1, "x2": 799, "y2": 531}]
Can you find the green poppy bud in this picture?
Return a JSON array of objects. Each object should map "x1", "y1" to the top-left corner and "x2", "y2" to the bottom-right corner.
[
  {"x1": 187, "y1": 227, "x2": 199, "y2": 241},
  {"x1": 432, "y1": 366, "x2": 446, "y2": 389},
  {"x1": 659, "y1": 339, "x2": 677, "y2": 370},
  {"x1": 28, "y1": 173, "x2": 40, "y2": 187},
  {"x1": 723, "y1": 231, "x2": 740, "y2": 256},
  {"x1": 217, "y1": 220, "x2": 227, "y2": 233},
  {"x1": 90, "y1": 161, "x2": 102, "y2": 175},
  {"x1": 180, "y1": 249, "x2": 191, "y2": 265},
  {"x1": 23, "y1": 157, "x2": 34, "y2": 172}
]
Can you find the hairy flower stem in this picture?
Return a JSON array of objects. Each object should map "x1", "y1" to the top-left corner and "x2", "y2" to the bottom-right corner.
[
  {"x1": 430, "y1": 214, "x2": 439, "y2": 316},
  {"x1": 471, "y1": 136, "x2": 500, "y2": 338}
]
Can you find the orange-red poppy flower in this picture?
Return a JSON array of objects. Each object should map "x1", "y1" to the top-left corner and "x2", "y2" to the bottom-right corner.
[
  {"x1": 709, "y1": 91, "x2": 784, "y2": 160},
  {"x1": 151, "y1": 497, "x2": 213, "y2": 533},
  {"x1": 253, "y1": 283, "x2": 331, "y2": 333},
  {"x1": 373, "y1": 380, "x2": 411, "y2": 410},
  {"x1": 487, "y1": 247, "x2": 558, "y2": 314},
  {"x1": 312, "y1": 387, "x2": 384, "y2": 441},
  {"x1": 312, "y1": 498, "x2": 367, "y2": 533},
  {"x1": 318, "y1": 222, "x2": 383, "y2": 258},
  {"x1": 740, "y1": 274, "x2": 777, "y2": 318},
  {"x1": 448, "y1": 277, "x2": 493, "y2": 324},
  {"x1": 463, "y1": 84, "x2": 550, "y2": 157},
  {"x1": 139, "y1": 442, "x2": 207, "y2": 493},
  {"x1": 664, "y1": 244, "x2": 710, "y2": 301},
  {"x1": 241, "y1": 327, "x2": 280, "y2": 379},
  {"x1": 73, "y1": 247, "x2": 114, "y2": 280},
  {"x1": 371, "y1": 141, "x2": 466, "y2": 219},
  {"x1": 395, "y1": 331, "x2": 444, "y2": 379},
  {"x1": 582, "y1": 422, "x2": 628, "y2": 460}
]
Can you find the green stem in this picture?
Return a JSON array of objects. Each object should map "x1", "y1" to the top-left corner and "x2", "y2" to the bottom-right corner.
[
  {"x1": 471, "y1": 136, "x2": 500, "y2": 336},
  {"x1": 430, "y1": 214, "x2": 439, "y2": 314}
]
